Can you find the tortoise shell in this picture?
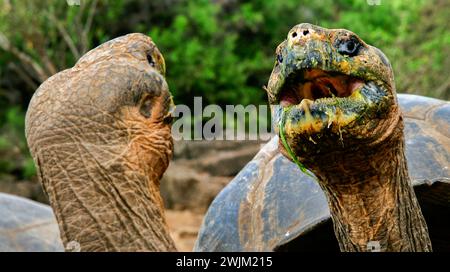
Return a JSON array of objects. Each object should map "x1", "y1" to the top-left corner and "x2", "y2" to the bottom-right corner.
[
  {"x1": 195, "y1": 94, "x2": 450, "y2": 252},
  {"x1": 0, "y1": 193, "x2": 63, "y2": 252}
]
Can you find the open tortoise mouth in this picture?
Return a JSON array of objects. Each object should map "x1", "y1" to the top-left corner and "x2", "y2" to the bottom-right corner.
[
  {"x1": 279, "y1": 68, "x2": 365, "y2": 108},
  {"x1": 274, "y1": 67, "x2": 391, "y2": 139}
]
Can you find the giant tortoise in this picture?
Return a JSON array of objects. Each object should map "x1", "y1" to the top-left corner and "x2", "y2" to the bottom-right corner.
[{"x1": 195, "y1": 24, "x2": 450, "y2": 252}]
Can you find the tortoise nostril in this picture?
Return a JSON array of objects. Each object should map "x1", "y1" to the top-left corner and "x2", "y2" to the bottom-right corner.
[
  {"x1": 292, "y1": 32, "x2": 297, "y2": 38},
  {"x1": 303, "y1": 30, "x2": 309, "y2": 36}
]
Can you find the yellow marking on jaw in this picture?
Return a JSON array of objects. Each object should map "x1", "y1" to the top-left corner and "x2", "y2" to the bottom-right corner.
[
  {"x1": 325, "y1": 109, "x2": 334, "y2": 128},
  {"x1": 287, "y1": 118, "x2": 325, "y2": 137},
  {"x1": 339, "y1": 61, "x2": 351, "y2": 74},
  {"x1": 283, "y1": 87, "x2": 369, "y2": 138},
  {"x1": 286, "y1": 94, "x2": 361, "y2": 136},
  {"x1": 335, "y1": 109, "x2": 358, "y2": 126},
  {"x1": 331, "y1": 59, "x2": 353, "y2": 75},
  {"x1": 286, "y1": 99, "x2": 325, "y2": 136},
  {"x1": 329, "y1": 108, "x2": 358, "y2": 137},
  {"x1": 350, "y1": 88, "x2": 365, "y2": 101}
]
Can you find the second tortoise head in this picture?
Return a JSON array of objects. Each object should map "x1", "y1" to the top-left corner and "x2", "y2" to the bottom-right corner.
[{"x1": 266, "y1": 23, "x2": 399, "y2": 159}]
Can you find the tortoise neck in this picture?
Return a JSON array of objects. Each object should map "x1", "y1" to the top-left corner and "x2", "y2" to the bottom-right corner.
[
  {"x1": 39, "y1": 134, "x2": 176, "y2": 252},
  {"x1": 312, "y1": 121, "x2": 432, "y2": 252}
]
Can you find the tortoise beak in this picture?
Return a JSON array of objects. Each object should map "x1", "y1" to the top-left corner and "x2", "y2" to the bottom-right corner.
[
  {"x1": 168, "y1": 96, "x2": 176, "y2": 117},
  {"x1": 163, "y1": 96, "x2": 176, "y2": 124}
]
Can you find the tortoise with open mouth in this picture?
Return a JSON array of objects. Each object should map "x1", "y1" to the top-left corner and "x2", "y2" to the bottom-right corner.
[{"x1": 195, "y1": 24, "x2": 450, "y2": 252}]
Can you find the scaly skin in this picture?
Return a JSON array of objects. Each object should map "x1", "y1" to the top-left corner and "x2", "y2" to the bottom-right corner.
[
  {"x1": 25, "y1": 33, "x2": 177, "y2": 251},
  {"x1": 267, "y1": 24, "x2": 432, "y2": 251}
]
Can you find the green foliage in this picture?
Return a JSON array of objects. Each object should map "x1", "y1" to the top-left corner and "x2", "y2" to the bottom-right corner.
[
  {"x1": 22, "y1": 157, "x2": 36, "y2": 179},
  {"x1": 329, "y1": 0, "x2": 449, "y2": 98},
  {"x1": 149, "y1": 1, "x2": 253, "y2": 106},
  {"x1": 0, "y1": 107, "x2": 34, "y2": 179},
  {"x1": 0, "y1": 0, "x2": 448, "y2": 181}
]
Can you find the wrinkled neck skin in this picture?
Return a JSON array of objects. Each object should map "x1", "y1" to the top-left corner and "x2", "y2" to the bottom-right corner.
[
  {"x1": 305, "y1": 117, "x2": 432, "y2": 252},
  {"x1": 38, "y1": 120, "x2": 176, "y2": 252}
]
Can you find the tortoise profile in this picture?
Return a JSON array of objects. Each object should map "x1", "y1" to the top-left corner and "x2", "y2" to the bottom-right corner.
[
  {"x1": 14, "y1": 33, "x2": 175, "y2": 252},
  {"x1": 196, "y1": 24, "x2": 450, "y2": 252}
]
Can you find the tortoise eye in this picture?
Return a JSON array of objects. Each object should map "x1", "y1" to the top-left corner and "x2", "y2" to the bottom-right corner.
[
  {"x1": 337, "y1": 38, "x2": 361, "y2": 57},
  {"x1": 147, "y1": 54, "x2": 156, "y2": 67}
]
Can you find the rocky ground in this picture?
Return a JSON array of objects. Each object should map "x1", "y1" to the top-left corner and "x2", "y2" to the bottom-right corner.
[
  {"x1": 166, "y1": 210, "x2": 205, "y2": 251},
  {"x1": 0, "y1": 138, "x2": 270, "y2": 251}
]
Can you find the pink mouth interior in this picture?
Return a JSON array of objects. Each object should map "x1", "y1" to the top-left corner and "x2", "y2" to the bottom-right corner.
[{"x1": 280, "y1": 69, "x2": 365, "y2": 107}]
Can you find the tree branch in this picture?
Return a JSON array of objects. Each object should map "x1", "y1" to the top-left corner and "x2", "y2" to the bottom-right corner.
[
  {"x1": 0, "y1": 32, "x2": 49, "y2": 82},
  {"x1": 81, "y1": 0, "x2": 98, "y2": 54},
  {"x1": 46, "y1": 11, "x2": 81, "y2": 59},
  {"x1": 435, "y1": 77, "x2": 450, "y2": 98},
  {"x1": 8, "y1": 62, "x2": 39, "y2": 90}
]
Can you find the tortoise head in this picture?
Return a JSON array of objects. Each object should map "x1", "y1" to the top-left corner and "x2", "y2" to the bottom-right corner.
[
  {"x1": 267, "y1": 23, "x2": 399, "y2": 161},
  {"x1": 27, "y1": 33, "x2": 175, "y2": 178},
  {"x1": 76, "y1": 33, "x2": 166, "y2": 77}
]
